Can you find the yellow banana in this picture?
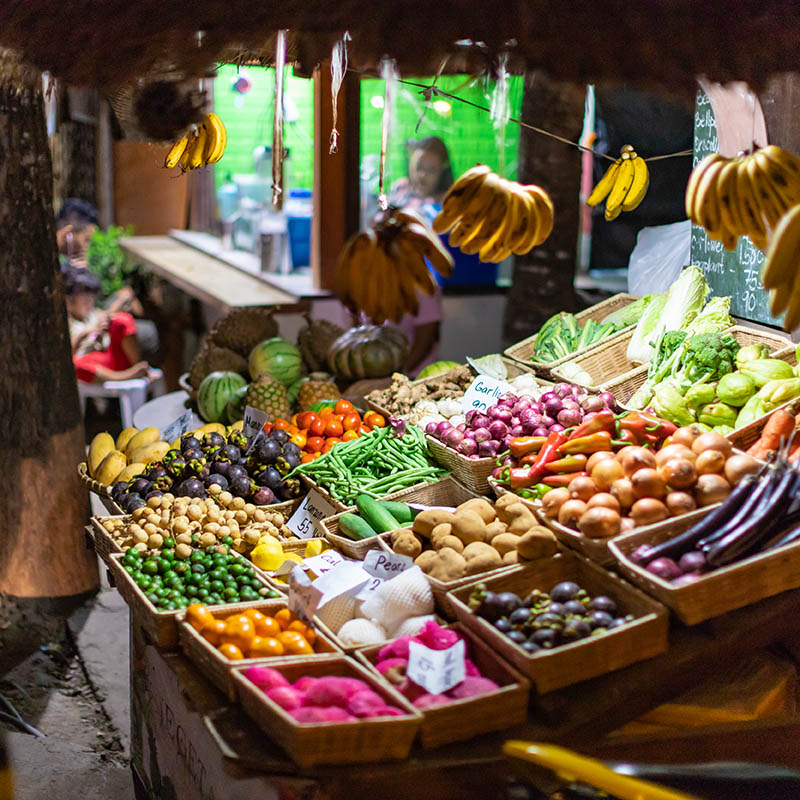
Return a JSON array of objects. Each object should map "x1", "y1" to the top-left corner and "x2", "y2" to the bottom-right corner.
[
  {"x1": 203, "y1": 113, "x2": 227, "y2": 164},
  {"x1": 783, "y1": 268, "x2": 800, "y2": 332},
  {"x1": 770, "y1": 286, "x2": 792, "y2": 318},
  {"x1": 187, "y1": 124, "x2": 208, "y2": 169},
  {"x1": 499, "y1": 188, "x2": 529, "y2": 252},
  {"x1": 392, "y1": 208, "x2": 429, "y2": 228},
  {"x1": 401, "y1": 221, "x2": 454, "y2": 278},
  {"x1": 389, "y1": 237, "x2": 421, "y2": 318},
  {"x1": 761, "y1": 204, "x2": 800, "y2": 290},
  {"x1": 604, "y1": 156, "x2": 635, "y2": 217},
  {"x1": 762, "y1": 145, "x2": 800, "y2": 187},
  {"x1": 736, "y1": 160, "x2": 768, "y2": 249},
  {"x1": 459, "y1": 172, "x2": 503, "y2": 226},
  {"x1": 716, "y1": 160, "x2": 745, "y2": 239},
  {"x1": 164, "y1": 136, "x2": 189, "y2": 169},
  {"x1": 685, "y1": 152, "x2": 725, "y2": 220},
  {"x1": 746, "y1": 155, "x2": 782, "y2": 230},
  {"x1": 395, "y1": 232, "x2": 437, "y2": 296},
  {"x1": 179, "y1": 130, "x2": 197, "y2": 170},
  {"x1": 344, "y1": 230, "x2": 378, "y2": 313},
  {"x1": 751, "y1": 149, "x2": 799, "y2": 210},
  {"x1": 586, "y1": 159, "x2": 621, "y2": 206},
  {"x1": 621, "y1": 155, "x2": 649, "y2": 212},
  {"x1": 511, "y1": 189, "x2": 542, "y2": 255},
  {"x1": 525, "y1": 185, "x2": 554, "y2": 245},
  {"x1": 448, "y1": 216, "x2": 486, "y2": 248},
  {"x1": 433, "y1": 164, "x2": 492, "y2": 233},
  {"x1": 468, "y1": 179, "x2": 512, "y2": 259},
  {"x1": 692, "y1": 158, "x2": 726, "y2": 236}
]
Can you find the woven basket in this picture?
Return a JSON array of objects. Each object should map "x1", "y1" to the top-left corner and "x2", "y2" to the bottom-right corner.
[
  {"x1": 355, "y1": 622, "x2": 530, "y2": 748},
  {"x1": 425, "y1": 435, "x2": 493, "y2": 494},
  {"x1": 106, "y1": 553, "x2": 278, "y2": 649},
  {"x1": 319, "y1": 476, "x2": 478, "y2": 560},
  {"x1": 89, "y1": 516, "x2": 125, "y2": 567},
  {"x1": 177, "y1": 599, "x2": 341, "y2": 700},
  {"x1": 231, "y1": 655, "x2": 422, "y2": 767},
  {"x1": 504, "y1": 293, "x2": 640, "y2": 378},
  {"x1": 78, "y1": 462, "x2": 125, "y2": 514},
  {"x1": 608, "y1": 515, "x2": 800, "y2": 625},
  {"x1": 728, "y1": 397, "x2": 800, "y2": 453},
  {"x1": 447, "y1": 551, "x2": 668, "y2": 693}
]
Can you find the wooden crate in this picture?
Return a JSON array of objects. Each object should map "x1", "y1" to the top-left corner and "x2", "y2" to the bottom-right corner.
[
  {"x1": 231, "y1": 655, "x2": 422, "y2": 767},
  {"x1": 447, "y1": 552, "x2": 669, "y2": 693},
  {"x1": 89, "y1": 515, "x2": 125, "y2": 566},
  {"x1": 177, "y1": 600, "x2": 341, "y2": 700},
  {"x1": 504, "y1": 293, "x2": 640, "y2": 378},
  {"x1": 355, "y1": 622, "x2": 530, "y2": 748},
  {"x1": 608, "y1": 515, "x2": 800, "y2": 625}
]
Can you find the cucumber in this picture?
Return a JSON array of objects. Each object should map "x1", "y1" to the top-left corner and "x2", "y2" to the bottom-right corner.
[
  {"x1": 337, "y1": 513, "x2": 378, "y2": 541},
  {"x1": 378, "y1": 500, "x2": 419, "y2": 525},
  {"x1": 356, "y1": 494, "x2": 401, "y2": 533}
]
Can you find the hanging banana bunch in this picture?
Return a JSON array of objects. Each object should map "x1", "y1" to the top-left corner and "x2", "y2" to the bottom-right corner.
[
  {"x1": 587, "y1": 145, "x2": 650, "y2": 220},
  {"x1": 334, "y1": 208, "x2": 454, "y2": 324},
  {"x1": 163, "y1": 112, "x2": 227, "y2": 171},
  {"x1": 433, "y1": 166, "x2": 554, "y2": 262},
  {"x1": 685, "y1": 145, "x2": 800, "y2": 251},
  {"x1": 761, "y1": 205, "x2": 800, "y2": 329}
]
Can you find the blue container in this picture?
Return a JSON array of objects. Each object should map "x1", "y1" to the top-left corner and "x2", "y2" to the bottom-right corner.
[{"x1": 286, "y1": 189, "x2": 312, "y2": 268}]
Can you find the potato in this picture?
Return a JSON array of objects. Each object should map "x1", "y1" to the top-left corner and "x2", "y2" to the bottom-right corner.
[
  {"x1": 495, "y1": 493, "x2": 526, "y2": 523},
  {"x1": 414, "y1": 550, "x2": 438, "y2": 571},
  {"x1": 505, "y1": 504, "x2": 537, "y2": 535},
  {"x1": 456, "y1": 498, "x2": 496, "y2": 524},
  {"x1": 435, "y1": 535, "x2": 464, "y2": 553},
  {"x1": 462, "y1": 541, "x2": 503, "y2": 575},
  {"x1": 503, "y1": 549, "x2": 519, "y2": 565},
  {"x1": 516, "y1": 528, "x2": 558, "y2": 560},
  {"x1": 490, "y1": 532, "x2": 521, "y2": 556},
  {"x1": 391, "y1": 530, "x2": 423, "y2": 558},
  {"x1": 426, "y1": 548, "x2": 467, "y2": 581},
  {"x1": 413, "y1": 509, "x2": 455, "y2": 537},
  {"x1": 484, "y1": 520, "x2": 508, "y2": 542},
  {"x1": 450, "y1": 509, "x2": 487, "y2": 544}
]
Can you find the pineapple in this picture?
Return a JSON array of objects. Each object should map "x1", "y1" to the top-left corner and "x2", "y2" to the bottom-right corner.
[
  {"x1": 296, "y1": 372, "x2": 340, "y2": 411},
  {"x1": 245, "y1": 374, "x2": 292, "y2": 421}
]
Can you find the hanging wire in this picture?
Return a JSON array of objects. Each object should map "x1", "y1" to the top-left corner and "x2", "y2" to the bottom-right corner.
[
  {"x1": 377, "y1": 57, "x2": 398, "y2": 210},
  {"x1": 272, "y1": 29, "x2": 287, "y2": 209},
  {"x1": 489, "y1": 53, "x2": 511, "y2": 175}
]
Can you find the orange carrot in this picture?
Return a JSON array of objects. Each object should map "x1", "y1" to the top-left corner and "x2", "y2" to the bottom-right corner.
[{"x1": 752, "y1": 409, "x2": 796, "y2": 456}]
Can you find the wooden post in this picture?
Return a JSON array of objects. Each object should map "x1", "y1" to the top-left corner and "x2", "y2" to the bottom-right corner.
[
  {"x1": 311, "y1": 62, "x2": 361, "y2": 291},
  {"x1": 0, "y1": 52, "x2": 98, "y2": 598}
]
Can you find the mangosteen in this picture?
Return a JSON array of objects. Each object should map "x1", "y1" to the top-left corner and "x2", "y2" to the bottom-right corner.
[
  {"x1": 509, "y1": 607, "x2": 532, "y2": 627},
  {"x1": 545, "y1": 602, "x2": 567, "y2": 617},
  {"x1": 251, "y1": 486, "x2": 275, "y2": 506},
  {"x1": 507, "y1": 630, "x2": 527, "y2": 645},
  {"x1": 177, "y1": 477, "x2": 205, "y2": 498},
  {"x1": 183, "y1": 447, "x2": 203, "y2": 462},
  {"x1": 110, "y1": 481, "x2": 128, "y2": 501},
  {"x1": 195, "y1": 463, "x2": 211, "y2": 482},
  {"x1": 532, "y1": 612, "x2": 564, "y2": 630},
  {"x1": 128, "y1": 477, "x2": 153, "y2": 496},
  {"x1": 180, "y1": 435, "x2": 201, "y2": 453},
  {"x1": 222, "y1": 444, "x2": 242, "y2": 464},
  {"x1": 202, "y1": 432, "x2": 225, "y2": 450},
  {"x1": 203, "y1": 445, "x2": 223, "y2": 464},
  {"x1": 588, "y1": 595, "x2": 617, "y2": 615},
  {"x1": 521, "y1": 641, "x2": 541, "y2": 655},
  {"x1": 550, "y1": 581, "x2": 582, "y2": 603},
  {"x1": 204, "y1": 473, "x2": 229, "y2": 490},
  {"x1": 493, "y1": 618, "x2": 512, "y2": 634},
  {"x1": 187, "y1": 456, "x2": 207, "y2": 475},
  {"x1": 154, "y1": 474, "x2": 174, "y2": 491},
  {"x1": 269, "y1": 429, "x2": 290, "y2": 445},
  {"x1": 282, "y1": 442, "x2": 302, "y2": 461},
  {"x1": 255, "y1": 467, "x2": 282, "y2": 491},
  {"x1": 166, "y1": 456, "x2": 187, "y2": 478},
  {"x1": 277, "y1": 451, "x2": 301, "y2": 473},
  {"x1": 120, "y1": 493, "x2": 146, "y2": 512},
  {"x1": 563, "y1": 600, "x2": 587, "y2": 616},
  {"x1": 230, "y1": 475, "x2": 253, "y2": 497},
  {"x1": 228, "y1": 430, "x2": 248, "y2": 450},
  {"x1": 211, "y1": 461, "x2": 230, "y2": 478},
  {"x1": 162, "y1": 449, "x2": 180, "y2": 465},
  {"x1": 607, "y1": 617, "x2": 629, "y2": 630},
  {"x1": 227, "y1": 464, "x2": 248, "y2": 482},
  {"x1": 531, "y1": 628, "x2": 558, "y2": 649},
  {"x1": 278, "y1": 478, "x2": 303, "y2": 500},
  {"x1": 256, "y1": 437, "x2": 282, "y2": 464},
  {"x1": 144, "y1": 463, "x2": 167, "y2": 480},
  {"x1": 561, "y1": 618, "x2": 592, "y2": 641},
  {"x1": 145, "y1": 490, "x2": 164, "y2": 501}
]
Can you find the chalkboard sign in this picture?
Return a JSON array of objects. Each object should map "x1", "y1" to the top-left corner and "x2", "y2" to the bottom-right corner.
[{"x1": 690, "y1": 90, "x2": 781, "y2": 326}]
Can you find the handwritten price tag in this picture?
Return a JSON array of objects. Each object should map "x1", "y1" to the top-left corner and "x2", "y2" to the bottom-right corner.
[
  {"x1": 160, "y1": 409, "x2": 195, "y2": 443},
  {"x1": 406, "y1": 639, "x2": 466, "y2": 695},
  {"x1": 286, "y1": 490, "x2": 338, "y2": 539},
  {"x1": 314, "y1": 562, "x2": 370, "y2": 609},
  {"x1": 287, "y1": 565, "x2": 323, "y2": 620},
  {"x1": 243, "y1": 406, "x2": 269, "y2": 453},
  {"x1": 460, "y1": 375, "x2": 514, "y2": 413},
  {"x1": 304, "y1": 550, "x2": 345, "y2": 577},
  {"x1": 362, "y1": 549, "x2": 413, "y2": 579}
]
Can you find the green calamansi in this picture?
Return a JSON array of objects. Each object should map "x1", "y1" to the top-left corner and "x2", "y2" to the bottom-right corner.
[
  {"x1": 739, "y1": 358, "x2": 795, "y2": 388},
  {"x1": 757, "y1": 378, "x2": 800, "y2": 412},
  {"x1": 716, "y1": 372, "x2": 756, "y2": 407},
  {"x1": 685, "y1": 382, "x2": 717, "y2": 414},
  {"x1": 697, "y1": 402, "x2": 739, "y2": 429},
  {"x1": 651, "y1": 382, "x2": 694, "y2": 427}
]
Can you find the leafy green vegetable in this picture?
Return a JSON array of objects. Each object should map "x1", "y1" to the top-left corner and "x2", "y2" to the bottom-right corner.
[
  {"x1": 469, "y1": 354, "x2": 507, "y2": 380},
  {"x1": 625, "y1": 294, "x2": 667, "y2": 365},
  {"x1": 684, "y1": 295, "x2": 733, "y2": 336},
  {"x1": 716, "y1": 372, "x2": 755, "y2": 407},
  {"x1": 86, "y1": 225, "x2": 139, "y2": 298},
  {"x1": 601, "y1": 294, "x2": 659, "y2": 330}
]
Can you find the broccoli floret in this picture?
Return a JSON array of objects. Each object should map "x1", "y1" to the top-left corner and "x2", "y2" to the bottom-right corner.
[{"x1": 673, "y1": 332, "x2": 740, "y2": 388}]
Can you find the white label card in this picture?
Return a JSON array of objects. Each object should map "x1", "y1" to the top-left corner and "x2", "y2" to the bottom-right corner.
[
  {"x1": 406, "y1": 639, "x2": 466, "y2": 695},
  {"x1": 287, "y1": 566, "x2": 322, "y2": 620},
  {"x1": 313, "y1": 562, "x2": 370, "y2": 608},
  {"x1": 243, "y1": 406, "x2": 270, "y2": 452},
  {"x1": 362, "y1": 549, "x2": 413, "y2": 579},
  {"x1": 160, "y1": 410, "x2": 195, "y2": 443},
  {"x1": 303, "y1": 550, "x2": 345, "y2": 577},
  {"x1": 286, "y1": 490, "x2": 338, "y2": 539},
  {"x1": 461, "y1": 375, "x2": 514, "y2": 413}
]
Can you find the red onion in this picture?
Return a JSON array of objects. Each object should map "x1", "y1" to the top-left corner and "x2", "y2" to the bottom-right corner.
[
  {"x1": 646, "y1": 557, "x2": 682, "y2": 581},
  {"x1": 520, "y1": 409, "x2": 542, "y2": 428},
  {"x1": 599, "y1": 391, "x2": 616, "y2": 408},
  {"x1": 510, "y1": 417, "x2": 520, "y2": 427},
  {"x1": 549, "y1": 423, "x2": 565, "y2": 433},
  {"x1": 629, "y1": 545, "x2": 652, "y2": 564},
  {"x1": 678, "y1": 551, "x2": 707, "y2": 574},
  {"x1": 554, "y1": 383, "x2": 573, "y2": 398},
  {"x1": 489, "y1": 406, "x2": 513, "y2": 425},
  {"x1": 457, "y1": 438, "x2": 478, "y2": 456},
  {"x1": 492, "y1": 465, "x2": 504, "y2": 478},
  {"x1": 572, "y1": 386, "x2": 588, "y2": 401},
  {"x1": 557, "y1": 408, "x2": 582, "y2": 427},
  {"x1": 488, "y1": 420, "x2": 508, "y2": 439},
  {"x1": 445, "y1": 429, "x2": 465, "y2": 448},
  {"x1": 673, "y1": 573, "x2": 702, "y2": 586},
  {"x1": 472, "y1": 414, "x2": 490, "y2": 430},
  {"x1": 435, "y1": 420, "x2": 453, "y2": 436},
  {"x1": 479, "y1": 441, "x2": 498, "y2": 458},
  {"x1": 581, "y1": 395, "x2": 605, "y2": 413},
  {"x1": 468, "y1": 454, "x2": 480, "y2": 460},
  {"x1": 540, "y1": 391, "x2": 559, "y2": 405},
  {"x1": 533, "y1": 426, "x2": 549, "y2": 437},
  {"x1": 425, "y1": 422, "x2": 439, "y2": 435},
  {"x1": 582, "y1": 412, "x2": 598, "y2": 423},
  {"x1": 499, "y1": 453, "x2": 514, "y2": 466},
  {"x1": 509, "y1": 424, "x2": 525, "y2": 437},
  {"x1": 456, "y1": 423, "x2": 467, "y2": 433},
  {"x1": 502, "y1": 434, "x2": 515, "y2": 450},
  {"x1": 541, "y1": 414, "x2": 556, "y2": 428},
  {"x1": 472, "y1": 427, "x2": 491, "y2": 443},
  {"x1": 512, "y1": 398, "x2": 532, "y2": 416},
  {"x1": 465, "y1": 410, "x2": 479, "y2": 425},
  {"x1": 543, "y1": 397, "x2": 563, "y2": 417},
  {"x1": 498, "y1": 395, "x2": 518, "y2": 407}
]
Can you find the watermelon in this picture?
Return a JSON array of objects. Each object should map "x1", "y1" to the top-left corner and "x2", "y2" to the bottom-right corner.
[
  {"x1": 249, "y1": 337, "x2": 303, "y2": 385},
  {"x1": 197, "y1": 371, "x2": 248, "y2": 423},
  {"x1": 415, "y1": 360, "x2": 460, "y2": 380},
  {"x1": 225, "y1": 383, "x2": 250, "y2": 424}
]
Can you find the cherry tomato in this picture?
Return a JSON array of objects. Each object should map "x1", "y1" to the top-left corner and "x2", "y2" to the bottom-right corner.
[
  {"x1": 309, "y1": 418, "x2": 327, "y2": 438},
  {"x1": 306, "y1": 436, "x2": 325, "y2": 454},
  {"x1": 295, "y1": 411, "x2": 319, "y2": 430},
  {"x1": 273, "y1": 418, "x2": 292, "y2": 432},
  {"x1": 291, "y1": 413, "x2": 300, "y2": 427},
  {"x1": 290, "y1": 431, "x2": 307, "y2": 449},
  {"x1": 322, "y1": 438, "x2": 340, "y2": 453},
  {"x1": 324, "y1": 417, "x2": 344, "y2": 438},
  {"x1": 300, "y1": 452, "x2": 315, "y2": 464},
  {"x1": 364, "y1": 411, "x2": 386, "y2": 428},
  {"x1": 334, "y1": 399, "x2": 355, "y2": 415},
  {"x1": 319, "y1": 407, "x2": 335, "y2": 419},
  {"x1": 341, "y1": 429, "x2": 359, "y2": 442},
  {"x1": 342, "y1": 412, "x2": 361, "y2": 431},
  {"x1": 359, "y1": 426, "x2": 372, "y2": 435}
]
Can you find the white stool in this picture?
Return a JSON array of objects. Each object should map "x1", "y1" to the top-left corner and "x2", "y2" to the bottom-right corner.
[{"x1": 78, "y1": 369, "x2": 166, "y2": 429}]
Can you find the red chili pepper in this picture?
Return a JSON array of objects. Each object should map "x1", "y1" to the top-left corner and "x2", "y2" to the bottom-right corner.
[
  {"x1": 510, "y1": 466, "x2": 536, "y2": 490},
  {"x1": 567, "y1": 409, "x2": 615, "y2": 441},
  {"x1": 542, "y1": 471, "x2": 588, "y2": 487},
  {"x1": 509, "y1": 436, "x2": 547, "y2": 459},
  {"x1": 510, "y1": 430, "x2": 568, "y2": 488},
  {"x1": 519, "y1": 452, "x2": 541, "y2": 466},
  {"x1": 619, "y1": 410, "x2": 677, "y2": 441},
  {"x1": 544, "y1": 454, "x2": 588, "y2": 474},
  {"x1": 615, "y1": 427, "x2": 641, "y2": 446},
  {"x1": 559, "y1": 430, "x2": 613, "y2": 455}
]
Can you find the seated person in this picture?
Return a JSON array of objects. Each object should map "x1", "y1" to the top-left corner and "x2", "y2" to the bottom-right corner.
[
  {"x1": 63, "y1": 265, "x2": 150, "y2": 383},
  {"x1": 388, "y1": 136, "x2": 454, "y2": 214}
]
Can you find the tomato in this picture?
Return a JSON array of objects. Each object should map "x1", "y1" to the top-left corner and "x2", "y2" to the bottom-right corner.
[
  {"x1": 309, "y1": 452, "x2": 322, "y2": 461},
  {"x1": 364, "y1": 411, "x2": 386, "y2": 428},
  {"x1": 322, "y1": 438, "x2": 340, "y2": 453},
  {"x1": 291, "y1": 413, "x2": 300, "y2": 427},
  {"x1": 305, "y1": 436, "x2": 325, "y2": 453},
  {"x1": 334, "y1": 399, "x2": 355, "y2": 415},
  {"x1": 272, "y1": 418, "x2": 292, "y2": 432},
  {"x1": 359, "y1": 426, "x2": 372, "y2": 435},
  {"x1": 309, "y1": 418, "x2": 327, "y2": 438},
  {"x1": 300, "y1": 453, "x2": 315, "y2": 464},
  {"x1": 324, "y1": 417, "x2": 344, "y2": 438},
  {"x1": 248, "y1": 636, "x2": 285, "y2": 658},
  {"x1": 295, "y1": 411, "x2": 319, "y2": 430},
  {"x1": 342, "y1": 412, "x2": 361, "y2": 431},
  {"x1": 341, "y1": 430, "x2": 359, "y2": 442},
  {"x1": 290, "y1": 431, "x2": 307, "y2": 449},
  {"x1": 319, "y1": 407, "x2": 335, "y2": 419}
]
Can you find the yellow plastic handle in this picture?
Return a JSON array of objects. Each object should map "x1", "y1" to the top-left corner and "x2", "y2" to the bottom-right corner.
[{"x1": 503, "y1": 741, "x2": 701, "y2": 800}]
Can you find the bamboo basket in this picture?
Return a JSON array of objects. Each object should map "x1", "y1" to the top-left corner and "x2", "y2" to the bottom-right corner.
[
  {"x1": 728, "y1": 397, "x2": 800, "y2": 453},
  {"x1": 318, "y1": 476, "x2": 477, "y2": 560},
  {"x1": 177, "y1": 599, "x2": 341, "y2": 700},
  {"x1": 78, "y1": 462, "x2": 124, "y2": 515},
  {"x1": 425, "y1": 435, "x2": 494, "y2": 494},
  {"x1": 106, "y1": 553, "x2": 279, "y2": 648},
  {"x1": 504, "y1": 293, "x2": 640, "y2": 378},
  {"x1": 355, "y1": 622, "x2": 530, "y2": 748},
  {"x1": 231, "y1": 655, "x2": 422, "y2": 767},
  {"x1": 448, "y1": 551, "x2": 669, "y2": 693},
  {"x1": 89, "y1": 516, "x2": 125, "y2": 566},
  {"x1": 608, "y1": 514, "x2": 800, "y2": 625}
]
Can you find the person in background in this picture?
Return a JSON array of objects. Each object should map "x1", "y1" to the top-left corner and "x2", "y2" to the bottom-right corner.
[{"x1": 63, "y1": 265, "x2": 151, "y2": 383}]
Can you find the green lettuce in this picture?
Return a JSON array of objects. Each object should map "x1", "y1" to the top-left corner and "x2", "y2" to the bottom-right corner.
[
  {"x1": 625, "y1": 294, "x2": 667, "y2": 365},
  {"x1": 601, "y1": 293, "x2": 660, "y2": 330}
]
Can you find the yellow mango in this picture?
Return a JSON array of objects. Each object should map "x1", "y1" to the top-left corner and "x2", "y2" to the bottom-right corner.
[
  {"x1": 228, "y1": 420, "x2": 244, "y2": 432},
  {"x1": 88, "y1": 432, "x2": 115, "y2": 477},
  {"x1": 250, "y1": 541, "x2": 286, "y2": 571},
  {"x1": 115, "y1": 463, "x2": 147, "y2": 483},
  {"x1": 95, "y1": 450, "x2": 128, "y2": 485},
  {"x1": 304, "y1": 539, "x2": 324, "y2": 558},
  {"x1": 128, "y1": 441, "x2": 170, "y2": 466},
  {"x1": 197, "y1": 422, "x2": 226, "y2": 436},
  {"x1": 115, "y1": 426, "x2": 139, "y2": 453},
  {"x1": 125, "y1": 427, "x2": 160, "y2": 459}
]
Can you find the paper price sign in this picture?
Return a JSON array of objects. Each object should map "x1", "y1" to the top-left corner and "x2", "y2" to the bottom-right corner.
[
  {"x1": 362, "y1": 550, "x2": 413, "y2": 579},
  {"x1": 313, "y1": 562, "x2": 370, "y2": 608},
  {"x1": 286, "y1": 490, "x2": 338, "y2": 539},
  {"x1": 304, "y1": 550, "x2": 345, "y2": 577},
  {"x1": 160, "y1": 409, "x2": 195, "y2": 443},
  {"x1": 243, "y1": 406, "x2": 269, "y2": 452},
  {"x1": 287, "y1": 565, "x2": 323, "y2": 620},
  {"x1": 406, "y1": 639, "x2": 466, "y2": 695},
  {"x1": 460, "y1": 376, "x2": 514, "y2": 413}
]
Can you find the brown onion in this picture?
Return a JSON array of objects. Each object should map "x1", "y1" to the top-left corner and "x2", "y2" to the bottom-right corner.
[
  {"x1": 586, "y1": 492, "x2": 621, "y2": 514},
  {"x1": 586, "y1": 451, "x2": 616, "y2": 472},
  {"x1": 619, "y1": 446, "x2": 657, "y2": 477},
  {"x1": 541, "y1": 487, "x2": 571, "y2": 519},
  {"x1": 695, "y1": 449, "x2": 726, "y2": 475},
  {"x1": 591, "y1": 458, "x2": 625, "y2": 491},
  {"x1": 631, "y1": 467, "x2": 667, "y2": 499},
  {"x1": 695, "y1": 473, "x2": 732, "y2": 506},
  {"x1": 610, "y1": 478, "x2": 635, "y2": 509},
  {"x1": 630, "y1": 498, "x2": 669, "y2": 526},
  {"x1": 620, "y1": 516, "x2": 636, "y2": 533},
  {"x1": 692, "y1": 432, "x2": 733, "y2": 458},
  {"x1": 660, "y1": 458, "x2": 697, "y2": 490},
  {"x1": 558, "y1": 499, "x2": 588, "y2": 529},
  {"x1": 578, "y1": 507, "x2": 621, "y2": 539},
  {"x1": 655, "y1": 443, "x2": 696, "y2": 467},
  {"x1": 671, "y1": 424, "x2": 706, "y2": 448},
  {"x1": 568, "y1": 475, "x2": 597, "y2": 502},
  {"x1": 665, "y1": 491, "x2": 697, "y2": 516},
  {"x1": 724, "y1": 453, "x2": 761, "y2": 485}
]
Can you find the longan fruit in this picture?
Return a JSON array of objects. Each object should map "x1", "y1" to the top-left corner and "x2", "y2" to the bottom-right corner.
[
  {"x1": 199, "y1": 532, "x2": 217, "y2": 548},
  {"x1": 146, "y1": 496, "x2": 161, "y2": 509},
  {"x1": 148, "y1": 533, "x2": 164, "y2": 549},
  {"x1": 175, "y1": 543, "x2": 192, "y2": 560},
  {"x1": 218, "y1": 491, "x2": 233, "y2": 506}
]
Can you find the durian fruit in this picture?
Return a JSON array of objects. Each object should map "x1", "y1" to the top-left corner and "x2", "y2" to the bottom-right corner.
[
  {"x1": 189, "y1": 341, "x2": 248, "y2": 389},
  {"x1": 245, "y1": 374, "x2": 292, "y2": 422},
  {"x1": 296, "y1": 372, "x2": 340, "y2": 411},
  {"x1": 209, "y1": 308, "x2": 279, "y2": 357},
  {"x1": 297, "y1": 313, "x2": 344, "y2": 372}
]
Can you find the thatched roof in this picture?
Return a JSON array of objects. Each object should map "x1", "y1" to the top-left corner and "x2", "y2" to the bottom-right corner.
[{"x1": 1, "y1": 1, "x2": 798, "y2": 94}]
